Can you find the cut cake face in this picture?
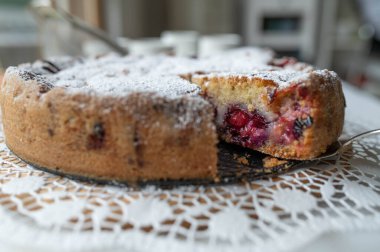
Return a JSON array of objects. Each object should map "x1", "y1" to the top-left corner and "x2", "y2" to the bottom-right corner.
[{"x1": 191, "y1": 69, "x2": 345, "y2": 159}]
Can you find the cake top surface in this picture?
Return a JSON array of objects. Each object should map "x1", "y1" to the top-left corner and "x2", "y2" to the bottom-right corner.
[
  {"x1": 8, "y1": 54, "x2": 202, "y2": 99},
  {"x1": 5, "y1": 47, "x2": 337, "y2": 97},
  {"x1": 193, "y1": 69, "x2": 340, "y2": 90},
  {"x1": 49, "y1": 55, "x2": 201, "y2": 98},
  {"x1": 192, "y1": 70, "x2": 310, "y2": 88}
]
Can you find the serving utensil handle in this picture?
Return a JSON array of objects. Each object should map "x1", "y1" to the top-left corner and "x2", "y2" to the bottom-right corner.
[{"x1": 341, "y1": 128, "x2": 380, "y2": 149}]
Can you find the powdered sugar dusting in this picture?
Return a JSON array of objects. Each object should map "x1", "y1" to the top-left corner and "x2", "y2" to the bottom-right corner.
[
  {"x1": 8, "y1": 47, "x2": 338, "y2": 97},
  {"x1": 29, "y1": 48, "x2": 278, "y2": 97},
  {"x1": 193, "y1": 70, "x2": 312, "y2": 89},
  {"x1": 254, "y1": 70, "x2": 310, "y2": 87},
  {"x1": 47, "y1": 54, "x2": 201, "y2": 98},
  {"x1": 83, "y1": 75, "x2": 200, "y2": 98}
]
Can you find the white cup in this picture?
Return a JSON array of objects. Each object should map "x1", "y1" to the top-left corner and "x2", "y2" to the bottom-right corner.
[
  {"x1": 128, "y1": 38, "x2": 174, "y2": 56},
  {"x1": 82, "y1": 39, "x2": 113, "y2": 57},
  {"x1": 116, "y1": 37, "x2": 131, "y2": 51},
  {"x1": 161, "y1": 30, "x2": 199, "y2": 57},
  {"x1": 198, "y1": 33, "x2": 242, "y2": 58}
]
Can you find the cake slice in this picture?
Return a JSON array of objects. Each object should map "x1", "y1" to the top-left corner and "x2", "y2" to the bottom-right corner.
[{"x1": 191, "y1": 69, "x2": 345, "y2": 160}]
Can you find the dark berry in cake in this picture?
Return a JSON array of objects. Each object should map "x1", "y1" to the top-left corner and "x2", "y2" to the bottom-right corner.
[
  {"x1": 87, "y1": 123, "x2": 106, "y2": 149},
  {"x1": 293, "y1": 116, "x2": 313, "y2": 139}
]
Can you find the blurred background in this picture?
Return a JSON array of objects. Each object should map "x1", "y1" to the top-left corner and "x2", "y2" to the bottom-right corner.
[{"x1": 0, "y1": 0, "x2": 380, "y2": 97}]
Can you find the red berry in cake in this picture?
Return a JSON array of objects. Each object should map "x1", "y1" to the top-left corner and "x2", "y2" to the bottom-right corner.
[
  {"x1": 241, "y1": 125, "x2": 268, "y2": 148},
  {"x1": 297, "y1": 86, "x2": 308, "y2": 98},
  {"x1": 250, "y1": 111, "x2": 267, "y2": 128},
  {"x1": 226, "y1": 108, "x2": 250, "y2": 129}
]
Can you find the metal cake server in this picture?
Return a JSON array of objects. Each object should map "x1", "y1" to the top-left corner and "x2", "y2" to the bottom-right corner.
[
  {"x1": 215, "y1": 128, "x2": 380, "y2": 185},
  {"x1": 310, "y1": 128, "x2": 380, "y2": 161}
]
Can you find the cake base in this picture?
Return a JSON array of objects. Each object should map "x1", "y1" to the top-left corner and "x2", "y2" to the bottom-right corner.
[{"x1": 9, "y1": 142, "x2": 302, "y2": 187}]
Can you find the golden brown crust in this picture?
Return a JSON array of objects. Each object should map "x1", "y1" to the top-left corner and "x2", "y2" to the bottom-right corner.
[
  {"x1": 0, "y1": 72, "x2": 218, "y2": 182},
  {"x1": 258, "y1": 75, "x2": 345, "y2": 160}
]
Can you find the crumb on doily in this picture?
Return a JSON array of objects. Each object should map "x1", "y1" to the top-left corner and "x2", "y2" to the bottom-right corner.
[
  {"x1": 262, "y1": 156, "x2": 288, "y2": 168},
  {"x1": 233, "y1": 153, "x2": 250, "y2": 165}
]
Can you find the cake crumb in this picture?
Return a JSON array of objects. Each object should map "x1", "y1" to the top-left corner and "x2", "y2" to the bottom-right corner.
[
  {"x1": 262, "y1": 157, "x2": 288, "y2": 168},
  {"x1": 233, "y1": 154, "x2": 250, "y2": 165}
]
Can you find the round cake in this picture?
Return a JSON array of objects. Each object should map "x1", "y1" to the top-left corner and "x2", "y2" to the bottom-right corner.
[{"x1": 0, "y1": 48, "x2": 345, "y2": 182}]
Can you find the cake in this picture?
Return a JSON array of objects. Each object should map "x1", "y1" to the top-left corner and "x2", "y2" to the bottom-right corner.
[{"x1": 0, "y1": 48, "x2": 345, "y2": 182}]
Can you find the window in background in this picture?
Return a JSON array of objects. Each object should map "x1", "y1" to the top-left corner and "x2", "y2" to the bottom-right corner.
[{"x1": 0, "y1": 0, "x2": 39, "y2": 67}]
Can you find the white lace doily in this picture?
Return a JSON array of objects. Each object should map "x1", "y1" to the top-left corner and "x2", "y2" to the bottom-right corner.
[{"x1": 0, "y1": 85, "x2": 379, "y2": 252}]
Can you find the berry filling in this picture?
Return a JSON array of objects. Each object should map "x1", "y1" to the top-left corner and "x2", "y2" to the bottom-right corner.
[
  {"x1": 223, "y1": 103, "x2": 313, "y2": 149},
  {"x1": 224, "y1": 106, "x2": 269, "y2": 148},
  {"x1": 226, "y1": 109, "x2": 250, "y2": 129}
]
